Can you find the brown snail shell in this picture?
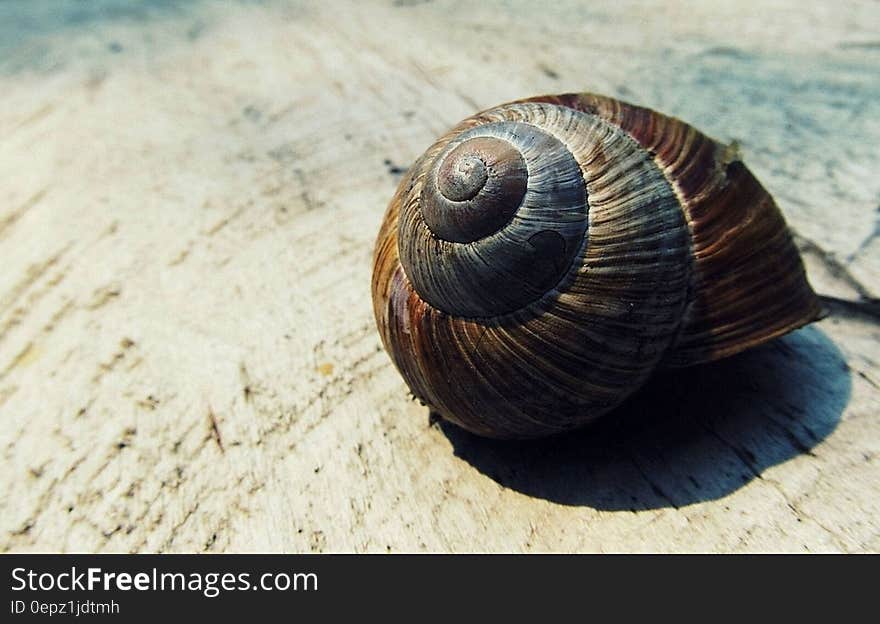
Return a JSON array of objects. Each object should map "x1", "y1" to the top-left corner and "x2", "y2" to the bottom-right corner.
[{"x1": 371, "y1": 92, "x2": 822, "y2": 439}]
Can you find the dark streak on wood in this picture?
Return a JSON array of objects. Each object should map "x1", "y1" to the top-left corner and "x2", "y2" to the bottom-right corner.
[{"x1": 208, "y1": 406, "x2": 224, "y2": 453}]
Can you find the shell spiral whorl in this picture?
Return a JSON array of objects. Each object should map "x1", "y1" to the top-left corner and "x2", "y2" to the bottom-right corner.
[
  {"x1": 373, "y1": 93, "x2": 822, "y2": 439},
  {"x1": 399, "y1": 118, "x2": 590, "y2": 318}
]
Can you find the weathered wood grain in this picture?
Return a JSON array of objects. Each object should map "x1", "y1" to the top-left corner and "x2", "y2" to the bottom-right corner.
[{"x1": 0, "y1": 0, "x2": 877, "y2": 553}]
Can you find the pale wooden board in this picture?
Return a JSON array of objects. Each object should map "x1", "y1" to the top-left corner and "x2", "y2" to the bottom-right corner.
[{"x1": 0, "y1": 0, "x2": 877, "y2": 553}]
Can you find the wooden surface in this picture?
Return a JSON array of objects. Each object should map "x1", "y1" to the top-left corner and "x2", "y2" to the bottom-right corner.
[{"x1": 0, "y1": 0, "x2": 877, "y2": 553}]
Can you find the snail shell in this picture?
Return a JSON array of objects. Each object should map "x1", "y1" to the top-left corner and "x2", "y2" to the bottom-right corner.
[{"x1": 372, "y1": 93, "x2": 821, "y2": 439}]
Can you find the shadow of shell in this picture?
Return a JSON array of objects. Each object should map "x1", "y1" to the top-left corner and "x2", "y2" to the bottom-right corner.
[{"x1": 439, "y1": 325, "x2": 848, "y2": 510}]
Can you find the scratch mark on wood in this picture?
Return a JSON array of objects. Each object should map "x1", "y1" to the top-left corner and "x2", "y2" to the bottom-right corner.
[
  {"x1": 6, "y1": 104, "x2": 55, "y2": 138},
  {"x1": 239, "y1": 361, "x2": 254, "y2": 402},
  {"x1": 794, "y1": 231, "x2": 877, "y2": 303},
  {"x1": 0, "y1": 245, "x2": 70, "y2": 314},
  {"x1": 85, "y1": 284, "x2": 122, "y2": 310},
  {"x1": 0, "y1": 384, "x2": 18, "y2": 408},
  {"x1": 0, "y1": 188, "x2": 48, "y2": 240},
  {"x1": 206, "y1": 205, "x2": 247, "y2": 236},
  {"x1": 168, "y1": 245, "x2": 191, "y2": 266},
  {"x1": 91, "y1": 338, "x2": 136, "y2": 383},
  {"x1": 0, "y1": 342, "x2": 40, "y2": 381},
  {"x1": 208, "y1": 406, "x2": 224, "y2": 453}
]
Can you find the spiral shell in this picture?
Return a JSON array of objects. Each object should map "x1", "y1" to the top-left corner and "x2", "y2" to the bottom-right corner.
[{"x1": 372, "y1": 93, "x2": 821, "y2": 439}]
